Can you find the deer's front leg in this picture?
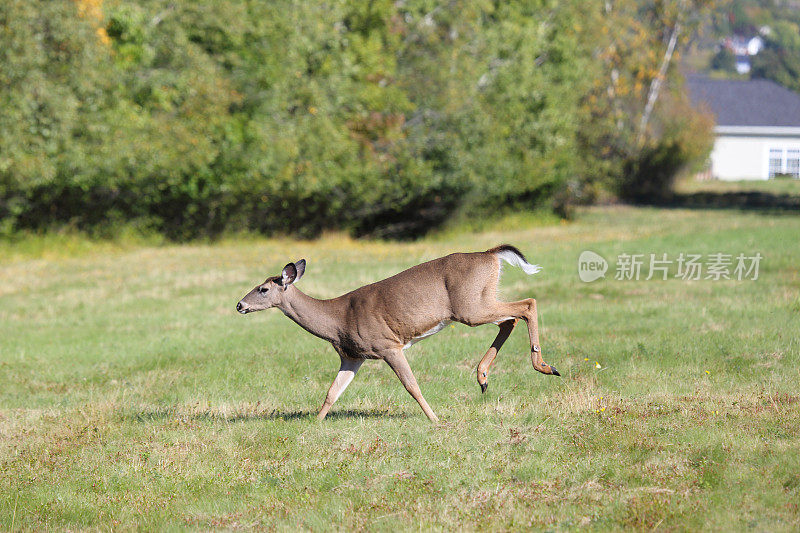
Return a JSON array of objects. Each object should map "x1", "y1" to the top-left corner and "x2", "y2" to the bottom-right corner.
[
  {"x1": 318, "y1": 357, "x2": 363, "y2": 420},
  {"x1": 382, "y1": 349, "x2": 439, "y2": 423}
]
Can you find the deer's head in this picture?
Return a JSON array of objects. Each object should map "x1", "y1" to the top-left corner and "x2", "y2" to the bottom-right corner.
[{"x1": 236, "y1": 260, "x2": 306, "y2": 314}]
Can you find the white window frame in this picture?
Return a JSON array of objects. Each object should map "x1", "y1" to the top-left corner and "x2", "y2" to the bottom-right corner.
[
  {"x1": 786, "y1": 149, "x2": 800, "y2": 178},
  {"x1": 767, "y1": 147, "x2": 800, "y2": 179},
  {"x1": 768, "y1": 148, "x2": 784, "y2": 178}
]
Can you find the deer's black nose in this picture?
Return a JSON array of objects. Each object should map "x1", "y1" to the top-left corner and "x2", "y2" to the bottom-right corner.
[{"x1": 236, "y1": 302, "x2": 246, "y2": 314}]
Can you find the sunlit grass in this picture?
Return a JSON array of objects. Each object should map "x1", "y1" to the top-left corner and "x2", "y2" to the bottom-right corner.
[
  {"x1": 1, "y1": 206, "x2": 799, "y2": 530},
  {"x1": 675, "y1": 176, "x2": 800, "y2": 196}
]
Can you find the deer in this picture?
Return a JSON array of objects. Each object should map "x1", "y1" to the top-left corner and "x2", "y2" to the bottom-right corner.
[{"x1": 235, "y1": 244, "x2": 559, "y2": 422}]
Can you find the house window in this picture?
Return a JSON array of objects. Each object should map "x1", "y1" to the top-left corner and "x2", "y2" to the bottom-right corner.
[
  {"x1": 769, "y1": 149, "x2": 783, "y2": 178},
  {"x1": 769, "y1": 148, "x2": 800, "y2": 178},
  {"x1": 787, "y1": 150, "x2": 800, "y2": 178}
]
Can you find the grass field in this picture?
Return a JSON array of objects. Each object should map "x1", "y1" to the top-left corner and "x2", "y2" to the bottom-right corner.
[
  {"x1": 2, "y1": 205, "x2": 799, "y2": 531},
  {"x1": 675, "y1": 176, "x2": 800, "y2": 196}
]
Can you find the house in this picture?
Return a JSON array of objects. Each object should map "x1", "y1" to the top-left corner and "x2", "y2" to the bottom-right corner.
[
  {"x1": 734, "y1": 55, "x2": 750, "y2": 75},
  {"x1": 721, "y1": 35, "x2": 764, "y2": 74},
  {"x1": 687, "y1": 76, "x2": 800, "y2": 180},
  {"x1": 722, "y1": 35, "x2": 764, "y2": 57}
]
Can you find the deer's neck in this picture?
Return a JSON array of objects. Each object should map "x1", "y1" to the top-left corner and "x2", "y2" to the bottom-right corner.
[{"x1": 279, "y1": 287, "x2": 341, "y2": 343}]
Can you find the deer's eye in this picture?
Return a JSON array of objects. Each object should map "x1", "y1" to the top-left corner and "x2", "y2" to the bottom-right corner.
[{"x1": 258, "y1": 286, "x2": 269, "y2": 294}]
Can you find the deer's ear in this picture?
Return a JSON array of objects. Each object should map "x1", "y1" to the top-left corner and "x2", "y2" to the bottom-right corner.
[
  {"x1": 281, "y1": 263, "x2": 297, "y2": 287},
  {"x1": 294, "y1": 259, "x2": 306, "y2": 281},
  {"x1": 281, "y1": 260, "x2": 306, "y2": 288},
  {"x1": 281, "y1": 262, "x2": 299, "y2": 288}
]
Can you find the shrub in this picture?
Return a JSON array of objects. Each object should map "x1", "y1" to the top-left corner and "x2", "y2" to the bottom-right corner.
[{"x1": 0, "y1": 0, "x2": 712, "y2": 239}]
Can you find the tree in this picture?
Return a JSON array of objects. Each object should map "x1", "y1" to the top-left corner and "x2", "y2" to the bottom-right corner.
[
  {"x1": 751, "y1": 20, "x2": 800, "y2": 92},
  {"x1": 577, "y1": 0, "x2": 715, "y2": 201},
  {"x1": 0, "y1": 0, "x2": 716, "y2": 238}
]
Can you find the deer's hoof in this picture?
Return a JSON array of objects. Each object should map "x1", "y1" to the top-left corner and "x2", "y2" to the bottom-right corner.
[
  {"x1": 480, "y1": 382, "x2": 488, "y2": 393},
  {"x1": 550, "y1": 366, "x2": 561, "y2": 377}
]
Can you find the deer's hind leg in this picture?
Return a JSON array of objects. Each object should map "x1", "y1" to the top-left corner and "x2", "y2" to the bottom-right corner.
[
  {"x1": 464, "y1": 298, "x2": 559, "y2": 378},
  {"x1": 476, "y1": 319, "x2": 517, "y2": 393},
  {"x1": 521, "y1": 298, "x2": 559, "y2": 376}
]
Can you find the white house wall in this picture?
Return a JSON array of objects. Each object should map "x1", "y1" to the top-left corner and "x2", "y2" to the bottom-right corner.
[
  {"x1": 711, "y1": 135, "x2": 768, "y2": 180},
  {"x1": 710, "y1": 128, "x2": 800, "y2": 180}
]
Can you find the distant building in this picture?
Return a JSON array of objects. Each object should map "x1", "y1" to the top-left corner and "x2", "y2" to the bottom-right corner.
[
  {"x1": 721, "y1": 36, "x2": 763, "y2": 76},
  {"x1": 747, "y1": 36, "x2": 764, "y2": 56},
  {"x1": 687, "y1": 76, "x2": 800, "y2": 180},
  {"x1": 735, "y1": 55, "x2": 751, "y2": 75},
  {"x1": 722, "y1": 35, "x2": 764, "y2": 57}
]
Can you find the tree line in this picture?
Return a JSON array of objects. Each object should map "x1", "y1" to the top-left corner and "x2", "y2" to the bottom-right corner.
[{"x1": 0, "y1": 0, "x2": 714, "y2": 240}]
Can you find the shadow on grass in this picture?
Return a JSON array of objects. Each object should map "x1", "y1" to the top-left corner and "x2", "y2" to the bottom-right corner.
[
  {"x1": 663, "y1": 191, "x2": 800, "y2": 213},
  {"x1": 125, "y1": 407, "x2": 408, "y2": 423}
]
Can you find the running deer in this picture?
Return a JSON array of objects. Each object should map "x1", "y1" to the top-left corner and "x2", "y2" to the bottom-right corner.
[{"x1": 236, "y1": 245, "x2": 558, "y2": 422}]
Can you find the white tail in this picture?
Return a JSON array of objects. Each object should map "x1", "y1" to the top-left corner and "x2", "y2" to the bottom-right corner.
[
  {"x1": 496, "y1": 247, "x2": 541, "y2": 275},
  {"x1": 236, "y1": 244, "x2": 558, "y2": 423}
]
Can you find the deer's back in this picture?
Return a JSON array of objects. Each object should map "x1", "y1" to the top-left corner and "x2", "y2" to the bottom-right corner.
[{"x1": 333, "y1": 251, "x2": 499, "y2": 353}]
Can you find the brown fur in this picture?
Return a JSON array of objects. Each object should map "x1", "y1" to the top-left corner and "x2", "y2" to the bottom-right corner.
[{"x1": 236, "y1": 246, "x2": 558, "y2": 422}]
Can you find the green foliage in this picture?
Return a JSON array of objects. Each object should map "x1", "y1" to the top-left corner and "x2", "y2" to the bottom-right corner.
[
  {"x1": 711, "y1": 47, "x2": 736, "y2": 72},
  {"x1": 752, "y1": 20, "x2": 800, "y2": 92},
  {"x1": 708, "y1": 0, "x2": 800, "y2": 93},
  {"x1": 0, "y1": 0, "x2": 712, "y2": 239},
  {"x1": 619, "y1": 90, "x2": 715, "y2": 202},
  {"x1": 574, "y1": 0, "x2": 716, "y2": 204}
]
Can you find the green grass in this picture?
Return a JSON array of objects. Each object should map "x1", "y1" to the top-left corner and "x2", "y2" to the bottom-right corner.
[
  {"x1": 675, "y1": 176, "x2": 800, "y2": 196},
  {"x1": 2, "y1": 205, "x2": 799, "y2": 530}
]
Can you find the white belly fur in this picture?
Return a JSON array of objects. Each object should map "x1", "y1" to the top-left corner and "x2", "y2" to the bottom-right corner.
[{"x1": 404, "y1": 320, "x2": 451, "y2": 350}]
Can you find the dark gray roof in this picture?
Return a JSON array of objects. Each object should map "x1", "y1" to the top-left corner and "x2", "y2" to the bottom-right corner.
[{"x1": 686, "y1": 75, "x2": 800, "y2": 127}]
